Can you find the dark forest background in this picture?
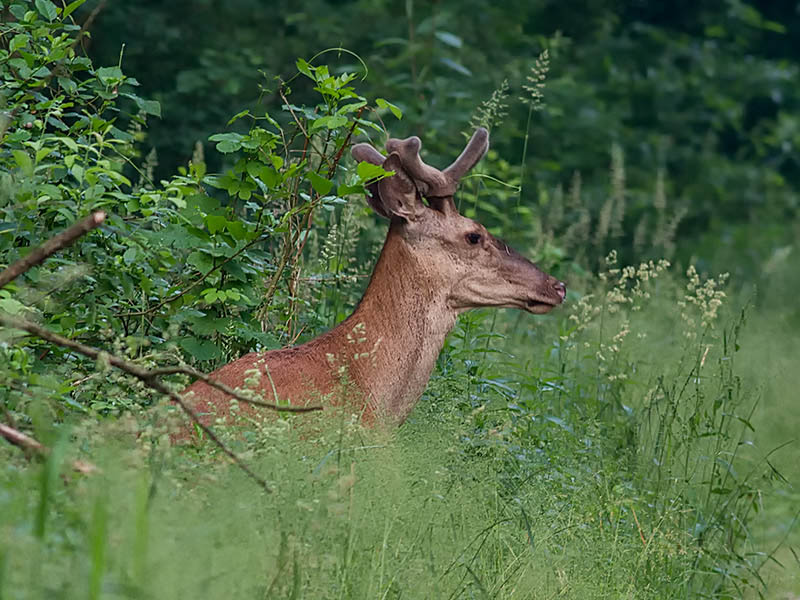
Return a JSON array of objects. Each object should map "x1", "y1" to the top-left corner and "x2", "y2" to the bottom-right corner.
[{"x1": 87, "y1": 0, "x2": 800, "y2": 280}]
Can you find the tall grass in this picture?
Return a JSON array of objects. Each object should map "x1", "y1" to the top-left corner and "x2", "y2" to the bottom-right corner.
[{"x1": 2, "y1": 259, "x2": 791, "y2": 599}]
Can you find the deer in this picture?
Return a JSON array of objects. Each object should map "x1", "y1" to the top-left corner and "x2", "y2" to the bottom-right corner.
[{"x1": 181, "y1": 128, "x2": 566, "y2": 431}]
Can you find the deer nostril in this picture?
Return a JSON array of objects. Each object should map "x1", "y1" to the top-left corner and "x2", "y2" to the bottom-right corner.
[{"x1": 553, "y1": 280, "x2": 567, "y2": 301}]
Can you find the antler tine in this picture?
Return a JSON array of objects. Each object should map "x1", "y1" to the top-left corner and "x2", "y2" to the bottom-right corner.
[
  {"x1": 351, "y1": 143, "x2": 391, "y2": 218},
  {"x1": 352, "y1": 143, "x2": 386, "y2": 166},
  {"x1": 443, "y1": 127, "x2": 489, "y2": 182},
  {"x1": 385, "y1": 136, "x2": 455, "y2": 197},
  {"x1": 353, "y1": 128, "x2": 488, "y2": 203}
]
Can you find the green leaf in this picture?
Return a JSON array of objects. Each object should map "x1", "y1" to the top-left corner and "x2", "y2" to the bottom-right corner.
[
  {"x1": 227, "y1": 109, "x2": 251, "y2": 125},
  {"x1": 201, "y1": 288, "x2": 219, "y2": 303},
  {"x1": 58, "y1": 76, "x2": 77, "y2": 94},
  {"x1": 205, "y1": 215, "x2": 226, "y2": 235},
  {"x1": 337, "y1": 183, "x2": 363, "y2": 196},
  {"x1": 178, "y1": 337, "x2": 222, "y2": 361},
  {"x1": 209, "y1": 133, "x2": 243, "y2": 154},
  {"x1": 375, "y1": 98, "x2": 402, "y2": 120},
  {"x1": 96, "y1": 66, "x2": 124, "y2": 85},
  {"x1": 434, "y1": 31, "x2": 463, "y2": 48},
  {"x1": 307, "y1": 171, "x2": 333, "y2": 196},
  {"x1": 62, "y1": 0, "x2": 87, "y2": 18},
  {"x1": 0, "y1": 296, "x2": 28, "y2": 315},
  {"x1": 55, "y1": 136, "x2": 79, "y2": 152},
  {"x1": 337, "y1": 100, "x2": 367, "y2": 115},
  {"x1": 310, "y1": 115, "x2": 348, "y2": 131},
  {"x1": 439, "y1": 57, "x2": 472, "y2": 77},
  {"x1": 225, "y1": 220, "x2": 246, "y2": 240},
  {"x1": 258, "y1": 166, "x2": 280, "y2": 189},
  {"x1": 138, "y1": 99, "x2": 161, "y2": 117},
  {"x1": 218, "y1": 140, "x2": 241, "y2": 153},
  {"x1": 122, "y1": 247, "x2": 138, "y2": 265},
  {"x1": 12, "y1": 150, "x2": 33, "y2": 176},
  {"x1": 35, "y1": 0, "x2": 57, "y2": 21},
  {"x1": 296, "y1": 58, "x2": 314, "y2": 80},
  {"x1": 187, "y1": 250, "x2": 214, "y2": 273},
  {"x1": 544, "y1": 415, "x2": 574, "y2": 434},
  {"x1": 187, "y1": 315, "x2": 230, "y2": 336},
  {"x1": 356, "y1": 161, "x2": 391, "y2": 181},
  {"x1": 168, "y1": 195, "x2": 186, "y2": 209},
  {"x1": 36, "y1": 147, "x2": 54, "y2": 162},
  {"x1": 10, "y1": 34, "x2": 28, "y2": 53},
  {"x1": 245, "y1": 161, "x2": 261, "y2": 179}
]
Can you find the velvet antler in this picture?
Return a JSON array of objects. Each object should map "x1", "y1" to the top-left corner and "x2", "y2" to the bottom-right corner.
[
  {"x1": 383, "y1": 127, "x2": 489, "y2": 197},
  {"x1": 352, "y1": 127, "x2": 490, "y2": 217}
]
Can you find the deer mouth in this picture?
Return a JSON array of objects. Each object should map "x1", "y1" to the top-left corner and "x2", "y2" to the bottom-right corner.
[
  {"x1": 524, "y1": 298, "x2": 560, "y2": 314},
  {"x1": 522, "y1": 279, "x2": 566, "y2": 313}
]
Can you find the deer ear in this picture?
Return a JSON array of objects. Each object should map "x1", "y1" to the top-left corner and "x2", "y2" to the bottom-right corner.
[{"x1": 377, "y1": 153, "x2": 425, "y2": 222}]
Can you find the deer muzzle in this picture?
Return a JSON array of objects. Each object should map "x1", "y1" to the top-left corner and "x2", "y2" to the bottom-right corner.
[{"x1": 524, "y1": 276, "x2": 567, "y2": 314}]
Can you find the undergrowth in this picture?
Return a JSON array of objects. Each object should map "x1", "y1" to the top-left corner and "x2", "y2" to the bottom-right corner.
[
  {"x1": 1, "y1": 4, "x2": 796, "y2": 599},
  {"x1": 2, "y1": 262, "x2": 791, "y2": 599}
]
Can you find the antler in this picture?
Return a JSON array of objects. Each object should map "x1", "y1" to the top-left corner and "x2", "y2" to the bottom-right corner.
[
  {"x1": 384, "y1": 127, "x2": 489, "y2": 197},
  {"x1": 444, "y1": 127, "x2": 489, "y2": 184},
  {"x1": 351, "y1": 128, "x2": 489, "y2": 218}
]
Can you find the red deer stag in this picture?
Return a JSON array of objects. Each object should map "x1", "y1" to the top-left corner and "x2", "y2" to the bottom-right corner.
[{"x1": 182, "y1": 128, "x2": 566, "y2": 428}]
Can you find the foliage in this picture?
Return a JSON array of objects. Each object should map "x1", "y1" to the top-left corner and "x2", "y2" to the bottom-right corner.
[
  {"x1": 0, "y1": 2, "x2": 395, "y2": 420},
  {"x1": 0, "y1": 3, "x2": 797, "y2": 599},
  {"x1": 0, "y1": 261, "x2": 787, "y2": 598},
  {"x1": 84, "y1": 0, "x2": 800, "y2": 279},
  {"x1": 434, "y1": 256, "x2": 781, "y2": 596}
]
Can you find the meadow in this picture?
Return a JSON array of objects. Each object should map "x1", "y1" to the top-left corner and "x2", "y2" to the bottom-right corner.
[{"x1": 2, "y1": 258, "x2": 797, "y2": 598}]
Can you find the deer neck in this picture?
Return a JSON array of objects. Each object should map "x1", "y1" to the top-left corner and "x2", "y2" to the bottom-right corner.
[{"x1": 321, "y1": 224, "x2": 457, "y2": 423}]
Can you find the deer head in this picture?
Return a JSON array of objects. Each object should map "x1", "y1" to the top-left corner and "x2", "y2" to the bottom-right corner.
[{"x1": 352, "y1": 128, "x2": 566, "y2": 315}]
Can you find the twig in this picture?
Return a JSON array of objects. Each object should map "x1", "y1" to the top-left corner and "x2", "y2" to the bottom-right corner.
[
  {"x1": 288, "y1": 325, "x2": 307, "y2": 345},
  {"x1": 331, "y1": 105, "x2": 366, "y2": 167},
  {"x1": 117, "y1": 230, "x2": 271, "y2": 318},
  {"x1": 0, "y1": 213, "x2": 321, "y2": 491},
  {"x1": 0, "y1": 422, "x2": 98, "y2": 474},
  {"x1": 289, "y1": 106, "x2": 365, "y2": 271},
  {"x1": 148, "y1": 366, "x2": 321, "y2": 413},
  {"x1": 0, "y1": 211, "x2": 106, "y2": 289},
  {"x1": 75, "y1": 0, "x2": 107, "y2": 52},
  {"x1": 278, "y1": 86, "x2": 309, "y2": 139},
  {"x1": 0, "y1": 312, "x2": 277, "y2": 491},
  {"x1": 631, "y1": 505, "x2": 647, "y2": 547},
  {"x1": 0, "y1": 422, "x2": 46, "y2": 453}
]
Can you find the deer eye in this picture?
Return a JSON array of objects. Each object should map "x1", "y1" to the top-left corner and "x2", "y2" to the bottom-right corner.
[{"x1": 466, "y1": 232, "x2": 482, "y2": 245}]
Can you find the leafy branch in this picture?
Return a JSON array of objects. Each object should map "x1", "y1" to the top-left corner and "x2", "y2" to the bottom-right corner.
[{"x1": 0, "y1": 213, "x2": 322, "y2": 491}]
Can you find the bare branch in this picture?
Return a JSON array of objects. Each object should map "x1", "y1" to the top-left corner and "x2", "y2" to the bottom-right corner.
[
  {"x1": 0, "y1": 312, "x2": 279, "y2": 491},
  {"x1": 148, "y1": 365, "x2": 322, "y2": 413},
  {"x1": 0, "y1": 422, "x2": 45, "y2": 453},
  {"x1": 0, "y1": 211, "x2": 106, "y2": 289},
  {"x1": 0, "y1": 422, "x2": 98, "y2": 474}
]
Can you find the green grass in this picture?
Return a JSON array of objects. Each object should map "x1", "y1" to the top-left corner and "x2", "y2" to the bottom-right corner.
[
  {"x1": 0, "y1": 413, "x2": 730, "y2": 599},
  {"x1": 737, "y1": 265, "x2": 800, "y2": 598},
  {"x1": 1, "y1": 265, "x2": 797, "y2": 599}
]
